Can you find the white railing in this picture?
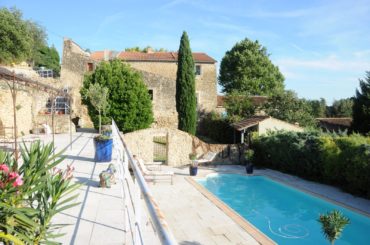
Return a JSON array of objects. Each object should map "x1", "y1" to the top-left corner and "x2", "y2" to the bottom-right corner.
[{"x1": 111, "y1": 119, "x2": 177, "y2": 245}]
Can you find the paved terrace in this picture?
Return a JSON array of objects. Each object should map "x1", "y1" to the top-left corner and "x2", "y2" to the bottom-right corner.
[
  {"x1": 17, "y1": 132, "x2": 370, "y2": 245},
  {"x1": 21, "y1": 132, "x2": 126, "y2": 244}
]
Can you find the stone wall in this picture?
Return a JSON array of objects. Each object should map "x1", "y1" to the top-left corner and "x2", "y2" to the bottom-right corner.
[
  {"x1": 123, "y1": 127, "x2": 242, "y2": 167},
  {"x1": 140, "y1": 70, "x2": 178, "y2": 128},
  {"x1": 59, "y1": 39, "x2": 218, "y2": 129},
  {"x1": 0, "y1": 65, "x2": 75, "y2": 136},
  {"x1": 129, "y1": 61, "x2": 217, "y2": 112},
  {"x1": 60, "y1": 38, "x2": 94, "y2": 128}
]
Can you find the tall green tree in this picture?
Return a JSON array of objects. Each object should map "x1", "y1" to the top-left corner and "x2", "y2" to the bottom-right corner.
[
  {"x1": 219, "y1": 38, "x2": 285, "y2": 96},
  {"x1": 0, "y1": 7, "x2": 60, "y2": 75},
  {"x1": 326, "y1": 98, "x2": 353, "y2": 118},
  {"x1": 308, "y1": 98, "x2": 327, "y2": 118},
  {"x1": 0, "y1": 7, "x2": 32, "y2": 64},
  {"x1": 176, "y1": 31, "x2": 197, "y2": 135},
  {"x1": 33, "y1": 45, "x2": 61, "y2": 77},
  {"x1": 224, "y1": 91, "x2": 255, "y2": 122},
  {"x1": 264, "y1": 90, "x2": 316, "y2": 127},
  {"x1": 81, "y1": 60, "x2": 153, "y2": 133},
  {"x1": 352, "y1": 72, "x2": 370, "y2": 134}
]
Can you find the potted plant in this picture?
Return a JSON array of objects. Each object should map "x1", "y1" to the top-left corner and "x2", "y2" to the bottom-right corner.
[
  {"x1": 189, "y1": 153, "x2": 198, "y2": 176},
  {"x1": 102, "y1": 125, "x2": 112, "y2": 137},
  {"x1": 85, "y1": 83, "x2": 111, "y2": 162},
  {"x1": 245, "y1": 149, "x2": 254, "y2": 174}
]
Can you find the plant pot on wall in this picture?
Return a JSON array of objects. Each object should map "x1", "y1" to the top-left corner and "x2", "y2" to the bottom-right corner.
[
  {"x1": 94, "y1": 135, "x2": 113, "y2": 162},
  {"x1": 246, "y1": 162, "x2": 254, "y2": 174},
  {"x1": 189, "y1": 166, "x2": 198, "y2": 176}
]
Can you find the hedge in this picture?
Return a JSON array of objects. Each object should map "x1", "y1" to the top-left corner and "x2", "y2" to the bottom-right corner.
[{"x1": 253, "y1": 131, "x2": 370, "y2": 198}]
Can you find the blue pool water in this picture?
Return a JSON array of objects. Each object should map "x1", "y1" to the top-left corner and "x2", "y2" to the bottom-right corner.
[{"x1": 197, "y1": 174, "x2": 370, "y2": 245}]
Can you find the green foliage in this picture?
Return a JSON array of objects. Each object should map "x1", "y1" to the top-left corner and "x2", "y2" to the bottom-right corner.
[
  {"x1": 197, "y1": 111, "x2": 235, "y2": 143},
  {"x1": 263, "y1": 90, "x2": 317, "y2": 127},
  {"x1": 352, "y1": 71, "x2": 370, "y2": 134},
  {"x1": 84, "y1": 83, "x2": 109, "y2": 134},
  {"x1": 308, "y1": 98, "x2": 327, "y2": 118},
  {"x1": 0, "y1": 141, "x2": 79, "y2": 244},
  {"x1": 326, "y1": 98, "x2": 353, "y2": 118},
  {"x1": 318, "y1": 210, "x2": 350, "y2": 245},
  {"x1": 219, "y1": 38, "x2": 285, "y2": 96},
  {"x1": 0, "y1": 7, "x2": 32, "y2": 64},
  {"x1": 0, "y1": 7, "x2": 60, "y2": 75},
  {"x1": 224, "y1": 91, "x2": 255, "y2": 122},
  {"x1": 33, "y1": 45, "x2": 61, "y2": 77},
  {"x1": 125, "y1": 46, "x2": 167, "y2": 52},
  {"x1": 253, "y1": 131, "x2": 370, "y2": 198},
  {"x1": 81, "y1": 59, "x2": 153, "y2": 133},
  {"x1": 176, "y1": 31, "x2": 197, "y2": 135}
]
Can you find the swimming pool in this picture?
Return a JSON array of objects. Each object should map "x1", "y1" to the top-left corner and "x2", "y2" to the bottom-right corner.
[{"x1": 197, "y1": 174, "x2": 370, "y2": 245}]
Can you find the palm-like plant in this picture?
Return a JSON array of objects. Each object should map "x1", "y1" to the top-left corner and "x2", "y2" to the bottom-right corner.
[
  {"x1": 318, "y1": 210, "x2": 350, "y2": 245},
  {"x1": 0, "y1": 141, "x2": 80, "y2": 244}
]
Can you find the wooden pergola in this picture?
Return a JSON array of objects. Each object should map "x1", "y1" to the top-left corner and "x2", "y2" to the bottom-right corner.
[{"x1": 0, "y1": 66, "x2": 72, "y2": 165}]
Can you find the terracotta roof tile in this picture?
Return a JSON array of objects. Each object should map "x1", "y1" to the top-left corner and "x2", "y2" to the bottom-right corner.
[
  {"x1": 90, "y1": 51, "x2": 216, "y2": 63},
  {"x1": 232, "y1": 116, "x2": 270, "y2": 131},
  {"x1": 316, "y1": 118, "x2": 352, "y2": 127}
]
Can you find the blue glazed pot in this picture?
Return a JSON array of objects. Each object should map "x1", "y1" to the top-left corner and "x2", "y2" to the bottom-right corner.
[
  {"x1": 189, "y1": 166, "x2": 198, "y2": 176},
  {"x1": 102, "y1": 131, "x2": 112, "y2": 137},
  {"x1": 94, "y1": 138, "x2": 113, "y2": 162}
]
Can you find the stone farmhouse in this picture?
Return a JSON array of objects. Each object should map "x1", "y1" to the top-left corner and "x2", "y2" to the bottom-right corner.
[{"x1": 61, "y1": 38, "x2": 218, "y2": 128}]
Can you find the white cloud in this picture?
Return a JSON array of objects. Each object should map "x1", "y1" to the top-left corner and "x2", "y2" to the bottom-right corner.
[{"x1": 276, "y1": 56, "x2": 370, "y2": 72}]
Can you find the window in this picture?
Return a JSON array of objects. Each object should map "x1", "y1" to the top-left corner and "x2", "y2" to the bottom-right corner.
[
  {"x1": 195, "y1": 65, "x2": 201, "y2": 76},
  {"x1": 148, "y1": 89, "x2": 153, "y2": 100},
  {"x1": 45, "y1": 97, "x2": 70, "y2": 114},
  {"x1": 87, "y1": 62, "x2": 94, "y2": 71}
]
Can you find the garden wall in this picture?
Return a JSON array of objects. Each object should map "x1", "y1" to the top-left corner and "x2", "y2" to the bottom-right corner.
[{"x1": 123, "y1": 127, "x2": 243, "y2": 167}]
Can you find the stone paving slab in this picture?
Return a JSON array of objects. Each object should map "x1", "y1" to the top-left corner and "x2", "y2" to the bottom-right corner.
[{"x1": 30, "y1": 133, "x2": 126, "y2": 245}]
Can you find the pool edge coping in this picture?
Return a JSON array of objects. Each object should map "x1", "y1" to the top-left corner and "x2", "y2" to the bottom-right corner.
[
  {"x1": 261, "y1": 173, "x2": 370, "y2": 218},
  {"x1": 186, "y1": 176, "x2": 276, "y2": 245}
]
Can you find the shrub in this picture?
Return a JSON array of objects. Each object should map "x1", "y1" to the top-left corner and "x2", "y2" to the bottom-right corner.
[
  {"x1": 0, "y1": 142, "x2": 79, "y2": 244},
  {"x1": 197, "y1": 111, "x2": 234, "y2": 143},
  {"x1": 252, "y1": 131, "x2": 370, "y2": 198},
  {"x1": 81, "y1": 60, "x2": 153, "y2": 133}
]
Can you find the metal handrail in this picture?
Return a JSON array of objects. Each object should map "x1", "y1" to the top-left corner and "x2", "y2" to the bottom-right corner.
[{"x1": 111, "y1": 119, "x2": 177, "y2": 245}]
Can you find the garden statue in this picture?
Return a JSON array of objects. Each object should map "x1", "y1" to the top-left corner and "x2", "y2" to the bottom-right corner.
[{"x1": 99, "y1": 163, "x2": 117, "y2": 188}]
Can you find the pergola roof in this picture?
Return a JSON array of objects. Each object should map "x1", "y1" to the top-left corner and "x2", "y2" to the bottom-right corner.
[
  {"x1": 232, "y1": 116, "x2": 270, "y2": 131},
  {"x1": 0, "y1": 66, "x2": 68, "y2": 97}
]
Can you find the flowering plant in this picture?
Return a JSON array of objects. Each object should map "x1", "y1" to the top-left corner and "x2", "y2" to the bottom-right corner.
[
  {"x1": 0, "y1": 142, "x2": 80, "y2": 244},
  {"x1": 0, "y1": 163, "x2": 23, "y2": 189}
]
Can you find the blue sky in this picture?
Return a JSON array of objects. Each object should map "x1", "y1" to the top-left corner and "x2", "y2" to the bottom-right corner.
[{"x1": 2, "y1": 0, "x2": 370, "y2": 104}]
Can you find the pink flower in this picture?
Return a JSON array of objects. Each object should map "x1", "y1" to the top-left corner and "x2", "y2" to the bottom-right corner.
[
  {"x1": 8, "y1": 172, "x2": 19, "y2": 180},
  {"x1": 0, "y1": 164, "x2": 9, "y2": 173},
  {"x1": 12, "y1": 176, "x2": 23, "y2": 187},
  {"x1": 0, "y1": 181, "x2": 4, "y2": 189}
]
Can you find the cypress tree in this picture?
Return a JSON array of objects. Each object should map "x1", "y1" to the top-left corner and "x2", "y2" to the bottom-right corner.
[
  {"x1": 176, "y1": 31, "x2": 197, "y2": 135},
  {"x1": 352, "y1": 71, "x2": 370, "y2": 134}
]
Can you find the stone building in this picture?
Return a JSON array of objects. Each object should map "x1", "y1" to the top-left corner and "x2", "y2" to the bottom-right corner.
[
  {"x1": 60, "y1": 38, "x2": 218, "y2": 128},
  {"x1": 0, "y1": 65, "x2": 73, "y2": 138}
]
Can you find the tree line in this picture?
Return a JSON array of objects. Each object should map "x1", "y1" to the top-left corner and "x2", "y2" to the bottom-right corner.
[
  {"x1": 0, "y1": 7, "x2": 60, "y2": 76},
  {"x1": 219, "y1": 38, "x2": 370, "y2": 133}
]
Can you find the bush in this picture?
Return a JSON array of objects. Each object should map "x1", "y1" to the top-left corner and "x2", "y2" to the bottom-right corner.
[
  {"x1": 0, "y1": 142, "x2": 79, "y2": 244},
  {"x1": 253, "y1": 131, "x2": 370, "y2": 198},
  {"x1": 197, "y1": 111, "x2": 235, "y2": 143},
  {"x1": 81, "y1": 60, "x2": 153, "y2": 133}
]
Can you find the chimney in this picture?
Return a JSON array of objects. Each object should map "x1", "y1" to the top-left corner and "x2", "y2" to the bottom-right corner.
[
  {"x1": 146, "y1": 47, "x2": 154, "y2": 54},
  {"x1": 104, "y1": 50, "x2": 110, "y2": 61}
]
